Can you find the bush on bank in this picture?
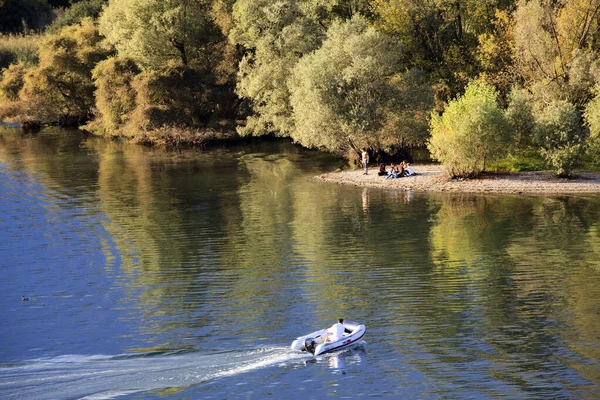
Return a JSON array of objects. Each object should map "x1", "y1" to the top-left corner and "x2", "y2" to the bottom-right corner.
[
  {"x1": 428, "y1": 81, "x2": 513, "y2": 177},
  {"x1": 534, "y1": 100, "x2": 587, "y2": 177}
]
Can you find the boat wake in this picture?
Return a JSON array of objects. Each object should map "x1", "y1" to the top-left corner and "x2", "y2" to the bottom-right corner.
[{"x1": 0, "y1": 347, "x2": 309, "y2": 400}]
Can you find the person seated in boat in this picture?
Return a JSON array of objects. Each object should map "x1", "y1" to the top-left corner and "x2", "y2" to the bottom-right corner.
[
  {"x1": 325, "y1": 318, "x2": 345, "y2": 342},
  {"x1": 377, "y1": 163, "x2": 387, "y2": 176}
]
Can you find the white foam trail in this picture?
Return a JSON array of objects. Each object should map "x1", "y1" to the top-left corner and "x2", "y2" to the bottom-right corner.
[{"x1": 0, "y1": 347, "x2": 309, "y2": 400}]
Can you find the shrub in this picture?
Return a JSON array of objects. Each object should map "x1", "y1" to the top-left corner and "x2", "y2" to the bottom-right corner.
[
  {"x1": 0, "y1": 61, "x2": 34, "y2": 122},
  {"x1": 428, "y1": 81, "x2": 513, "y2": 177},
  {"x1": 0, "y1": 61, "x2": 30, "y2": 102},
  {"x1": 85, "y1": 57, "x2": 140, "y2": 136},
  {"x1": 534, "y1": 100, "x2": 587, "y2": 177}
]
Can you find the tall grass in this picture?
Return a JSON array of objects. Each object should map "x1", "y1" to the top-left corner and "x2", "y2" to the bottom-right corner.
[{"x1": 0, "y1": 33, "x2": 40, "y2": 70}]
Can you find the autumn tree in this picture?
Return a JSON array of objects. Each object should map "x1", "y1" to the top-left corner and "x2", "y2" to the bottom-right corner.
[
  {"x1": 477, "y1": 9, "x2": 520, "y2": 102},
  {"x1": 513, "y1": 0, "x2": 600, "y2": 107},
  {"x1": 371, "y1": 0, "x2": 513, "y2": 97},
  {"x1": 12, "y1": 18, "x2": 112, "y2": 125}
]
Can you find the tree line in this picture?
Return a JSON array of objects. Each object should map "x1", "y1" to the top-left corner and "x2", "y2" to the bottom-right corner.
[{"x1": 0, "y1": 0, "x2": 599, "y2": 176}]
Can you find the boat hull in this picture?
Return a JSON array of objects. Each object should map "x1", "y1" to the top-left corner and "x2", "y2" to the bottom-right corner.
[{"x1": 290, "y1": 321, "x2": 366, "y2": 356}]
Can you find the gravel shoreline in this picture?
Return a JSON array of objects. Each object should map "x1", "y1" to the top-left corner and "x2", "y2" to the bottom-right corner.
[{"x1": 314, "y1": 164, "x2": 600, "y2": 194}]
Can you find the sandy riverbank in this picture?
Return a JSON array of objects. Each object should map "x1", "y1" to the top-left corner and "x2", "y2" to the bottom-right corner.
[{"x1": 314, "y1": 164, "x2": 600, "y2": 194}]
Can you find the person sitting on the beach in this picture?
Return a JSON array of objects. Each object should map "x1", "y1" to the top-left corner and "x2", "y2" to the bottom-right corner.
[
  {"x1": 378, "y1": 163, "x2": 387, "y2": 176},
  {"x1": 401, "y1": 160, "x2": 415, "y2": 176},
  {"x1": 386, "y1": 163, "x2": 403, "y2": 179}
]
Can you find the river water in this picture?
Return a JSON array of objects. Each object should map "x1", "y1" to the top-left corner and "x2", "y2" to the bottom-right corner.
[{"x1": 0, "y1": 126, "x2": 599, "y2": 399}]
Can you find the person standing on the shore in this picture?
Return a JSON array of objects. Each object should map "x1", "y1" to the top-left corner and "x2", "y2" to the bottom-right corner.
[{"x1": 361, "y1": 148, "x2": 369, "y2": 175}]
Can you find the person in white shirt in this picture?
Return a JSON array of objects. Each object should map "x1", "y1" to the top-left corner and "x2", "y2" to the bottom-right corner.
[
  {"x1": 361, "y1": 149, "x2": 369, "y2": 175},
  {"x1": 326, "y1": 318, "x2": 345, "y2": 342}
]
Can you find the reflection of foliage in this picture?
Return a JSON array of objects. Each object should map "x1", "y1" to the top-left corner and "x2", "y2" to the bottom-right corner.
[{"x1": 429, "y1": 195, "x2": 524, "y2": 271}]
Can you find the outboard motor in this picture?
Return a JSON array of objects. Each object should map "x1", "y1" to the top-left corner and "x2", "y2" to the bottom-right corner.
[{"x1": 304, "y1": 338, "x2": 316, "y2": 355}]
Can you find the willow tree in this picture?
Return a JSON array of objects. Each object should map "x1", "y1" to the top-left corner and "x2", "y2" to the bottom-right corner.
[
  {"x1": 98, "y1": 0, "x2": 222, "y2": 72},
  {"x1": 230, "y1": 0, "x2": 326, "y2": 137},
  {"x1": 94, "y1": 0, "x2": 236, "y2": 140},
  {"x1": 288, "y1": 16, "x2": 403, "y2": 156},
  {"x1": 230, "y1": 0, "x2": 373, "y2": 138}
]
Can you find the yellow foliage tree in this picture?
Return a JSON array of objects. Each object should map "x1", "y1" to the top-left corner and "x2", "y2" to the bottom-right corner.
[{"x1": 18, "y1": 18, "x2": 112, "y2": 125}]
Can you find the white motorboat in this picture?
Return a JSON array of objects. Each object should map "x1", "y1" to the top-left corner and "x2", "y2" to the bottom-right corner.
[{"x1": 290, "y1": 320, "x2": 366, "y2": 356}]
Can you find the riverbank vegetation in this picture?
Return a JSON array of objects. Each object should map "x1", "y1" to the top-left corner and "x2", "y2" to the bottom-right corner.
[{"x1": 0, "y1": 0, "x2": 599, "y2": 177}]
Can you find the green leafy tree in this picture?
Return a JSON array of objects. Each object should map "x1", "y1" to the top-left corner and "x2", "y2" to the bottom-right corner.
[
  {"x1": 288, "y1": 16, "x2": 403, "y2": 155},
  {"x1": 379, "y1": 68, "x2": 435, "y2": 152},
  {"x1": 231, "y1": 0, "x2": 372, "y2": 138},
  {"x1": 231, "y1": 0, "x2": 326, "y2": 137},
  {"x1": 371, "y1": 0, "x2": 511, "y2": 97},
  {"x1": 99, "y1": 0, "x2": 222, "y2": 71},
  {"x1": 428, "y1": 81, "x2": 513, "y2": 177},
  {"x1": 534, "y1": 100, "x2": 587, "y2": 177}
]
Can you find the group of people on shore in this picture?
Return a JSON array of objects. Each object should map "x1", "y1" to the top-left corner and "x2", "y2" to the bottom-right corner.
[
  {"x1": 378, "y1": 160, "x2": 414, "y2": 179},
  {"x1": 360, "y1": 149, "x2": 415, "y2": 179}
]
